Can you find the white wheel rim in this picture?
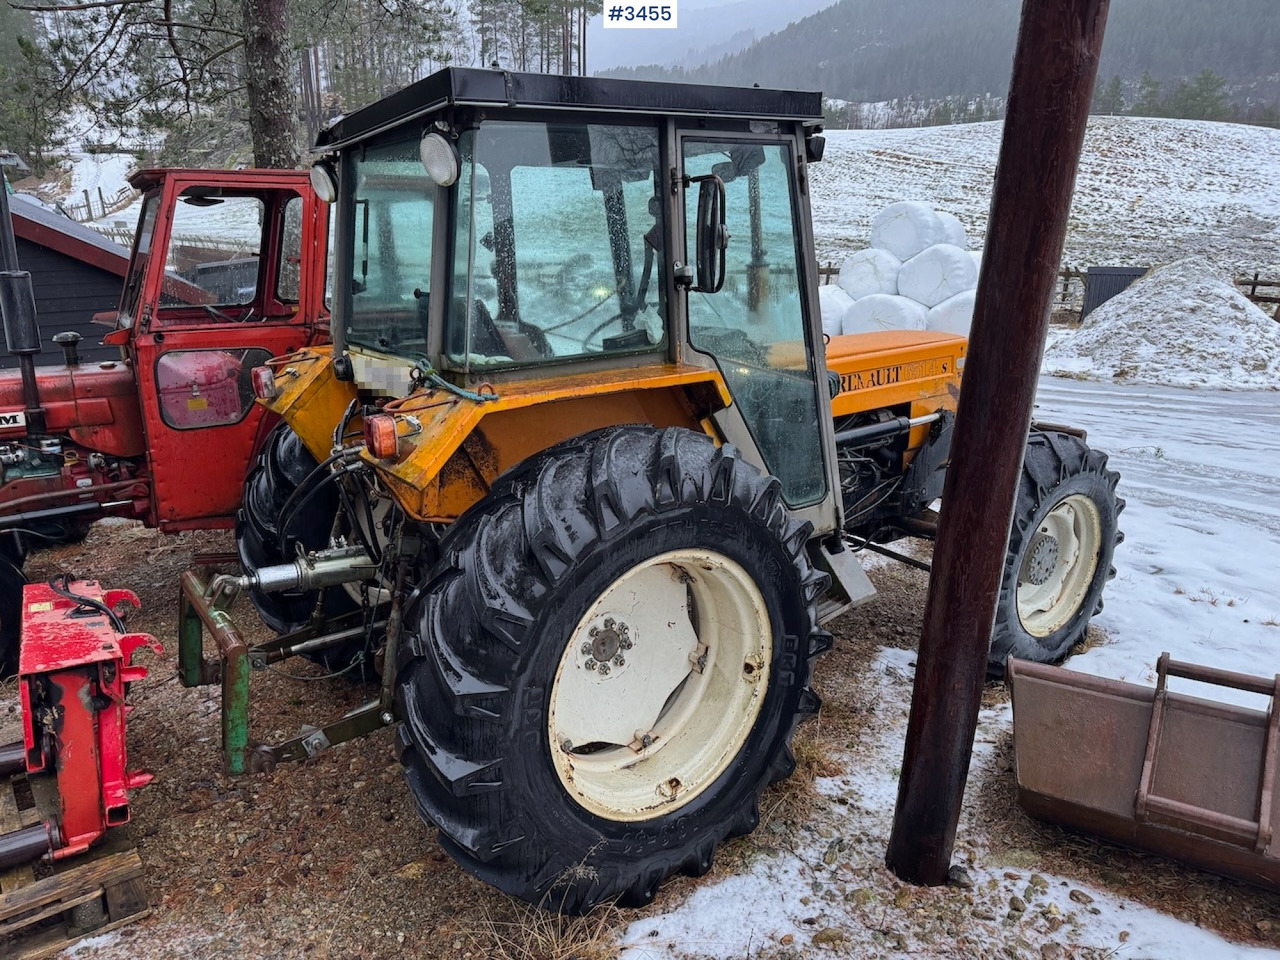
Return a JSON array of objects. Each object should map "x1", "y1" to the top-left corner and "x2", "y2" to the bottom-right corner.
[
  {"x1": 548, "y1": 548, "x2": 772, "y2": 822},
  {"x1": 1016, "y1": 493, "x2": 1103, "y2": 637}
]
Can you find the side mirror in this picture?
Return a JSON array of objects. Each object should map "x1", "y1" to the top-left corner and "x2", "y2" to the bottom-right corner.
[{"x1": 693, "y1": 174, "x2": 727, "y2": 294}]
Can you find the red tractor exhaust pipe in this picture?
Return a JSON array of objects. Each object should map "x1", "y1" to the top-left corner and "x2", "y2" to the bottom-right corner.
[{"x1": 0, "y1": 180, "x2": 45, "y2": 433}]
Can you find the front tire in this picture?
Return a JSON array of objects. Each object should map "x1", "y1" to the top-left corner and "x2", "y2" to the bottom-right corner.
[
  {"x1": 989, "y1": 430, "x2": 1123, "y2": 674},
  {"x1": 396, "y1": 427, "x2": 830, "y2": 912}
]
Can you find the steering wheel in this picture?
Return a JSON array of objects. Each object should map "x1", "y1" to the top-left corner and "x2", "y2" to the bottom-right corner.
[
  {"x1": 580, "y1": 313, "x2": 624, "y2": 351},
  {"x1": 202, "y1": 304, "x2": 237, "y2": 323}
]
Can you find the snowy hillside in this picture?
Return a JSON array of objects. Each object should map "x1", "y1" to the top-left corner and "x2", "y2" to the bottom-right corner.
[
  {"x1": 41, "y1": 114, "x2": 1280, "y2": 281},
  {"x1": 810, "y1": 116, "x2": 1280, "y2": 275}
]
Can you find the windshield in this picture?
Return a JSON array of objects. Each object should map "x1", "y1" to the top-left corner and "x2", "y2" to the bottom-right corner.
[
  {"x1": 447, "y1": 120, "x2": 665, "y2": 369},
  {"x1": 345, "y1": 136, "x2": 435, "y2": 356}
]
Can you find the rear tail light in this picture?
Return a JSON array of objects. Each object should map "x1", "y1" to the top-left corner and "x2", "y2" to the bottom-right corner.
[
  {"x1": 363, "y1": 414, "x2": 399, "y2": 460},
  {"x1": 250, "y1": 366, "x2": 278, "y2": 400}
]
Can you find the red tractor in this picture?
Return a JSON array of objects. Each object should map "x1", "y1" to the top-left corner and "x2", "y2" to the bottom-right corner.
[{"x1": 0, "y1": 168, "x2": 331, "y2": 674}]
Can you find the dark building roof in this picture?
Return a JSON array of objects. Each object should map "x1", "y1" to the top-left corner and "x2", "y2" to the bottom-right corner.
[
  {"x1": 1, "y1": 202, "x2": 129, "y2": 369},
  {"x1": 9, "y1": 199, "x2": 132, "y2": 278},
  {"x1": 317, "y1": 68, "x2": 824, "y2": 151}
]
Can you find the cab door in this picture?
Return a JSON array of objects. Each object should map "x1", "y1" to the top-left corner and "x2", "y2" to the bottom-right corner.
[
  {"x1": 676, "y1": 132, "x2": 840, "y2": 537},
  {"x1": 130, "y1": 175, "x2": 327, "y2": 529}
]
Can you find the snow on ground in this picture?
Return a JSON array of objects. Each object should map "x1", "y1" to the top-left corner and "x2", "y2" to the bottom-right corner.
[
  {"x1": 1033, "y1": 377, "x2": 1280, "y2": 710},
  {"x1": 810, "y1": 117, "x2": 1280, "y2": 274},
  {"x1": 619, "y1": 375, "x2": 1280, "y2": 958},
  {"x1": 1044, "y1": 258, "x2": 1280, "y2": 390},
  {"x1": 64, "y1": 151, "x2": 135, "y2": 203}
]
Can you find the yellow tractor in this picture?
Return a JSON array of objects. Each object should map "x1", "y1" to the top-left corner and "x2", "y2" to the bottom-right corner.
[{"x1": 187, "y1": 68, "x2": 1121, "y2": 912}]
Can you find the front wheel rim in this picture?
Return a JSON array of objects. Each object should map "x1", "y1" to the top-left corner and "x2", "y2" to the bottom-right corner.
[
  {"x1": 548, "y1": 548, "x2": 772, "y2": 822},
  {"x1": 1016, "y1": 493, "x2": 1103, "y2": 637}
]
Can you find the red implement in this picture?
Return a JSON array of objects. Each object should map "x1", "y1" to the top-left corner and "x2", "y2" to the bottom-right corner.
[{"x1": 17, "y1": 580, "x2": 161, "y2": 858}]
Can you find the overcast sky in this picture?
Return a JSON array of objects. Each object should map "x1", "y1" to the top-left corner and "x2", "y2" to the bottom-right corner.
[{"x1": 587, "y1": 0, "x2": 839, "y2": 72}]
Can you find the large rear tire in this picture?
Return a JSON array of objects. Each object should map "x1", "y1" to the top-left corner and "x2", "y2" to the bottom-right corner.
[
  {"x1": 396, "y1": 426, "x2": 830, "y2": 912},
  {"x1": 236, "y1": 424, "x2": 365, "y2": 671},
  {"x1": 988, "y1": 430, "x2": 1123, "y2": 675}
]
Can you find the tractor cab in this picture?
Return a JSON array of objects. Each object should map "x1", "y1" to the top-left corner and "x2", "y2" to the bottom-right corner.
[
  {"x1": 0, "y1": 167, "x2": 330, "y2": 546},
  {"x1": 305, "y1": 68, "x2": 840, "y2": 534},
  {"x1": 104, "y1": 169, "x2": 331, "y2": 527}
]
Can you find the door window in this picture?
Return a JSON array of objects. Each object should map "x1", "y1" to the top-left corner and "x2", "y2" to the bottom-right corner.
[
  {"x1": 277, "y1": 195, "x2": 304, "y2": 303},
  {"x1": 683, "y1": 140, "x2": 826, "y2": 507},
  {"x1": 161, "y1": 191, "x2": 265, "y2": 308},
  {"x1": 345, "y1": 136, "x2": 435, "y2": 356}
]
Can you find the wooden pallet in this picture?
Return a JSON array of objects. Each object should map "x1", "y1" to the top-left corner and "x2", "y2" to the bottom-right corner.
[{"x1": 0, "y1": 775, "x2": 150, "y2": 960}]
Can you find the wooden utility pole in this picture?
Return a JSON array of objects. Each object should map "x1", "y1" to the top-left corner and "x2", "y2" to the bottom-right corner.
[{"x1": 885, "y1": 0, "x2": 1112, "y2": 885}]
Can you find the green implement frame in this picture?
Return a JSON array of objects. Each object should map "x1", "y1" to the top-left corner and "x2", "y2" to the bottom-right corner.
[{"x1": 177, "y1": 569, "x2": 397, "y2": 775}]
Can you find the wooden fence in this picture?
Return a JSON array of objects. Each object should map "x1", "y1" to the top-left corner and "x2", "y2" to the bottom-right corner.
[
  {"x1": 1236, "y1": 272, "x2": 1280, "y2": 318},
  {"x1": 62, "y1": 184, "x2": 138, "y2": 223}
]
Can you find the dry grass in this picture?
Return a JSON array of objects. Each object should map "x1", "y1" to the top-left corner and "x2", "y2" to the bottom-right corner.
[{"x1": 466, "y1": 902, "x2": 624, "y2": 960}]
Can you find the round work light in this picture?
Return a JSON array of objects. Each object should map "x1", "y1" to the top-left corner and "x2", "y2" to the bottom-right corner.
[
  {"x1": 309, "y1": 162, "x2": 337, "y2": 203},
  {"x1": 420, "y1": 132, "x2": 460, "y2": 187}
]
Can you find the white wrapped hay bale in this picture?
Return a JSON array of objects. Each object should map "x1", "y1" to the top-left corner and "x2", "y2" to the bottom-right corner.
[
  {"x1": 842, "y1": 294, "x2": 929, "y2": 334},
  {"x1": 926, "y1": 289, "x2": 977, "y2": 337},
  {"x1": 869, "y1": 202, "x2": 947, "y2": 261},
  {"x1": 837, "y1": 248, "x2": 902, "y2": 300},
  {"x1": 936, "y1": 210, "x2": 969, "y2": 250},
  {"x1": 897, "y1": 243, "x2": 979, "y2": 308},
  {"x1": 818, "y1": 284, "x2": 855, "y2": 337}
]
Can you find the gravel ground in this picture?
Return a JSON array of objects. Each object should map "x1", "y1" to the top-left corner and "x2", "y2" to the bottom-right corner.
[{"x1": 1, "y1": 522, "x2": 1277, "y2": 960}]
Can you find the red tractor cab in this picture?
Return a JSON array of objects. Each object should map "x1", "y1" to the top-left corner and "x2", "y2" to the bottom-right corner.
[{"x1": 0, "y1": 168, "x2": 331, "y2": 672}]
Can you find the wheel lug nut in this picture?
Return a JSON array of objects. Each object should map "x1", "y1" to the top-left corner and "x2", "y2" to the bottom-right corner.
[
  {"x1": 603, "y1": 618, "x2": 615, "y2": 630},
  {"x1": 599, "y1": 663, "x2": 611, "y2": 676},
  {"x1": 620, "y1": 637, "x2": 633, "y2": 650},
  {"x1": 580, "y1": 642, "x2": 592, "y2": 655},
  {"x1": 585, "y1": 659, "x2": 597, "y2": 671},
  {"x1": 589, "y1": 626, "x2": 599, "y2": 638},
  {"x1": 613, "y1": 654, "x2": 625, "y2": 666}
]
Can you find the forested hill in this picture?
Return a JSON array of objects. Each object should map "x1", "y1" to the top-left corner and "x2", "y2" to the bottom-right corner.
[{"x1": 601, "y1": 0, "x2": 1280, "y2": 104}]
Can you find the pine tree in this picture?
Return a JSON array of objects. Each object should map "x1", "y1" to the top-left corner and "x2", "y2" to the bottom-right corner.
[
  {"x1": 1183, "y1": 69, "x2": 1229, "y2": 120},
  {"x1": 0, "y1": 8, "x2": 63, "y2": 171},
  {"x1": 1133, "y1": 71, "x2": 1163, "y2": 117},
  {"x1": 13, "y1": 0, "x2": 299, "y2": 166},
  {"x1": 1092, "y1": 75, "x2": 1125, "y2": 115}
]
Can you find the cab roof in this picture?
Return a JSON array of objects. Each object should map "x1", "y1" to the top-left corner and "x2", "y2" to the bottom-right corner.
[
  {"x1": 315, "y1": 68, "x2": 824, "y2": 152},
  {"x1": 128, "y1": 168, "x2": 314, "y2": 192}
]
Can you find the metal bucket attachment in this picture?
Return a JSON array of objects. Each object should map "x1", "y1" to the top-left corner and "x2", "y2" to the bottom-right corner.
[{"x1": 1009, "y1": 653, "x2": 1280, "y2": 891}]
